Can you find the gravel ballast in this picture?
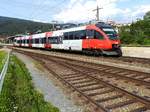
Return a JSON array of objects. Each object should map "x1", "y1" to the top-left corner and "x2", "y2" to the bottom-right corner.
[{"x1": 14, "y1": 52, "x2": 83, "y2": 112}]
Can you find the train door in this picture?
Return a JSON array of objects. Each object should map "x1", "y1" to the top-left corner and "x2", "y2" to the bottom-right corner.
[
  {"x1": 29, "y1": 35, "x2": 32, "y2": 48},
  {"x1": 44, "y1": 32, "x2": 52, "y2": 48},
  {"x1": 50, "y1": 36, "x2": 63, "y2": 49},
  {"x1": 19, "y1": 37, "x2": 22, "y2": 47},
  {"x1": 84, "y1": 29, "x2": 93, "y2": 49},
  {"x1": 68, "y1": 31, "x2": 84, "y2": 51},
  {"x1": 63, "y1": 32, "x2": 70, "y2": 50}
]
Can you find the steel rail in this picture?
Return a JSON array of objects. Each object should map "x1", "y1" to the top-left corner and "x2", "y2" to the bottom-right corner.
[{"x1": 47, "y1": 57, "x2": 150, "y2": 107}]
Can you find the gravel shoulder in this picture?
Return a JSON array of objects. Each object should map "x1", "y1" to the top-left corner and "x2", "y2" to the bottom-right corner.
[{"x1": 14, "y1": 52, "x2": 84, "y2": 112}]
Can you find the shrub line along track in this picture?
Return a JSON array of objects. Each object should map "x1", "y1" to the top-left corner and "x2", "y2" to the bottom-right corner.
[{"x1": 14, "y1": 49, "x2": 150, "y2": 112}]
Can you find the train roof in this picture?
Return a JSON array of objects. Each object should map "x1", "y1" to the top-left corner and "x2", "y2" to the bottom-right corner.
[
  {"x1": 95, "y1": 22, "x2": 112, "y2": 29},
  {"x1": 13, "y1": 22, "x2": 114, "y2": 39}
]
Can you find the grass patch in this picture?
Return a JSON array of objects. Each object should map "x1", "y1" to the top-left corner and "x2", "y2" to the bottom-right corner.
[
  {"x1": 0, "y1": 55, "x2": 59, "y2": 112},
  {"x1": 0, "y1": 51, "x2": 7, "y2": 71}
]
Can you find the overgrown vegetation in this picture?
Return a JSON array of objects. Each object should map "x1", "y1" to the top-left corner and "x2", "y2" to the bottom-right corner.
[
  {"x1": 0, "y1": 51, "x2": 7, "y2": 71},
  {"x1": 119, "y1": 11, "x2": 150, "y2": 45},
  {"x1": 0, "y1": 55, "x2": 59, "y2": 112}
]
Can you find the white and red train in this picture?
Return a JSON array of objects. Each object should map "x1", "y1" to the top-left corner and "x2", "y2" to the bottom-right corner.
[{"x1": 13, "y1": 22, "x2": 122, "y2": 56}]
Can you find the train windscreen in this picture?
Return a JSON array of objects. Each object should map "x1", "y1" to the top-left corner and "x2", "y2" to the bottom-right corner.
[
  {"x1": 96, "y1": 22, "x2": 118, "y2": 40},
  {"x1": 102, "y1": 28, "x2": 118, "y2": 40}
]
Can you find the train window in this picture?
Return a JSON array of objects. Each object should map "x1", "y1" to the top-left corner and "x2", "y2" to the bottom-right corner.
[
  {"x1": 35, "y1": 38, "x2": 39, "y2": 44},
  {"x1": 31, "y1": 39, "x2": 34, "y2": 44},
  {"x1": 39, "y1": 38, "x2": 43, "y2": 44},
  {"x1": 22, "y1": 40, "x2": 24, "y2": 43},
  {"x1": 58, "y1": 36, "x2": 63, "y2": 44},
  {"x1": 79, "y1": 30, "x2": 86, "y2": 39},
  {"x1": 33, "y1": 39, "x2": 35, "y2": 44},
  {"x1": 94, "y1": 31, "x2": 104, "y2": 40},
  {"x1": 54, "y1": 37, "x2": 58, "y2": 44},
  {"x1": 68, "y1": 32, "x2": 74, "y2": 40},
  {"x1": 27, "y1": 40, "x2": 29, "y2": 44},
  {"x1": 39, "y1": 38, "x2": 41, "y2": 44},
  {"x1": 74, "y1": 31, "x2": 80, "y2": 40},
  {"x1": 44, "y1": 38, "x2": 46, "y2": 43},
  {"x1": 48, "y1": 38, "x2": 51, "y2": 43},
  {"x1": 48, "y1": 37, "x2": 58, "y2": 44},
  {"x1": 64, "y1": 32, "x2": 68, "y2": 40},
  {"x1": 48, "y1": 37, "x2": 52, "y2": 43},
  {"x1": 25, "y1": 39, "x2": 27, "y2": 43},
  {"x1": 86, "y1": 30, "x2": 94, "y2": 39},
  {"x1": 102, "y1": 28, "x2": 118, "y2": 40},
  {"x1": 41, "y1": 38, "x2": 45, "y2": 44}
]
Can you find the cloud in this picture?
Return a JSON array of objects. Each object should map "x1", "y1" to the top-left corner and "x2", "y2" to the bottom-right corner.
[
  {"x1": 118, "y1": 4, "x2": 150, "y2": 23},
  {"x1": 54, "y1": 0, "x2": 96, "y2": 22},
  {"x1": 132, "y1": 5, "x2": 150, "y2": 17},
  {"x1": 53, "y1": 0, "x2": 150, "y2": 23},
  {"x1": 53, "y1": 0, "x2": 124, "y2": 23}
]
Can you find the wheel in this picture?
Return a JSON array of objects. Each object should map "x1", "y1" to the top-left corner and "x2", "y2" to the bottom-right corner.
[{"x1": 116, "y1": 48, "x2": 122, "y2": 57}]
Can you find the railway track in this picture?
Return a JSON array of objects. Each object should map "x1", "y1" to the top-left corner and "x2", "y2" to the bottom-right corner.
[
  {"x1": 14, "y1": 49, "x2": 150, "y2": 112},
  {"x1": 108, "y1": 56, "x2": 150, "y2": 66},
  {"x1": 12, "y1": 47, "x2": 150, "y2": 67}
]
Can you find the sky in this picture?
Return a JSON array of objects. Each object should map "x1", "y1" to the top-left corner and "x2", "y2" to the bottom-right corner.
[{"x1": 0, "y1": 0, "x2": 150, "y2": 23}]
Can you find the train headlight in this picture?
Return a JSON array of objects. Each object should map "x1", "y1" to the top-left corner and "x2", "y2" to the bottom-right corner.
[{"x1": 112, "y1": 44, "x2": 120, "y2": 49}]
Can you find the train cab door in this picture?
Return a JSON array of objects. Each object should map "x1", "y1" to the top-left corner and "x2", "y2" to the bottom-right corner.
[
  {"x1": 93, "y1": 30, "x2": 105, "y2": 49},
  {"x1": 86, "y1": 29, "x2": 104, "y2": 50},
  {"x1": 86, "y1": 30, "x2": 94, "y2": 49}
]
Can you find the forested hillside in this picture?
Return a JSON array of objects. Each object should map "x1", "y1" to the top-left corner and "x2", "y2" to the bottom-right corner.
[
  {"x1": 0, "y1": 16, "x2": 52, "y2": 36},
  {"x1": 119, "y1": 11, "x2": 150, "y2": 45}
]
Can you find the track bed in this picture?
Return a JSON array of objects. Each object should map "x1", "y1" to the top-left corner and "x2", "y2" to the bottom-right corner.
[{"x1": 13, "y1": 49, "x2": 150, "y2": 112}]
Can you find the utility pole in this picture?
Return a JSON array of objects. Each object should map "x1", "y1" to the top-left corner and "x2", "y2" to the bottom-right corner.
[
  {"x1": 51, "y1": 20, "x2": 58, "y2": 31},
  {"x1": 93, "y1": 5, "x2": 103, "y2": 21}
]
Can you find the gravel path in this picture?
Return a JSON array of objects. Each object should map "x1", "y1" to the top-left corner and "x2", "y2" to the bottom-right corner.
[{"x1": 14, "y1": 52, "x2": 83, "y2": 112}]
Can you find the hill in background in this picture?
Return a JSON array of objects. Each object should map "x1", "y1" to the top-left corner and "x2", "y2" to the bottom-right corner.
[{"x1": 0, "y1": 16, "x2": 53, "y2": 38}]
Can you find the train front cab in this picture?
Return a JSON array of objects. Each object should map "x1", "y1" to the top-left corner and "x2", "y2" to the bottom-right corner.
[{"x1": 83, "y1": 24, "x2": 122, "y2": 56}]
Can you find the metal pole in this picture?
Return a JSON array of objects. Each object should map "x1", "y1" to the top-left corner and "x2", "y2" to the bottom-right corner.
[{"x1": 93, "y1": 5, "x2": 103, "y2": 21}]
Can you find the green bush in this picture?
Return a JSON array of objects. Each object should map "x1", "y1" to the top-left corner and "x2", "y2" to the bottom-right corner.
[{"x1": 119, "y1": 12, "x2": 150, "y2": 45}]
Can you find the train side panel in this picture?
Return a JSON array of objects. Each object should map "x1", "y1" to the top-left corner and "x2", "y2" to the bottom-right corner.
[{"x1": 32, "y1": 33, "x2": 45, "y2": 48}]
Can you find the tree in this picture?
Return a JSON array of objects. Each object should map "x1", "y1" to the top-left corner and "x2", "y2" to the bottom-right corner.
[
  {"x1": 144, "y1": 11, "x2": 150, "y2": 20},
  {"x1": 119, "y1": 11, "x2": 150, "y2": 45}
]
